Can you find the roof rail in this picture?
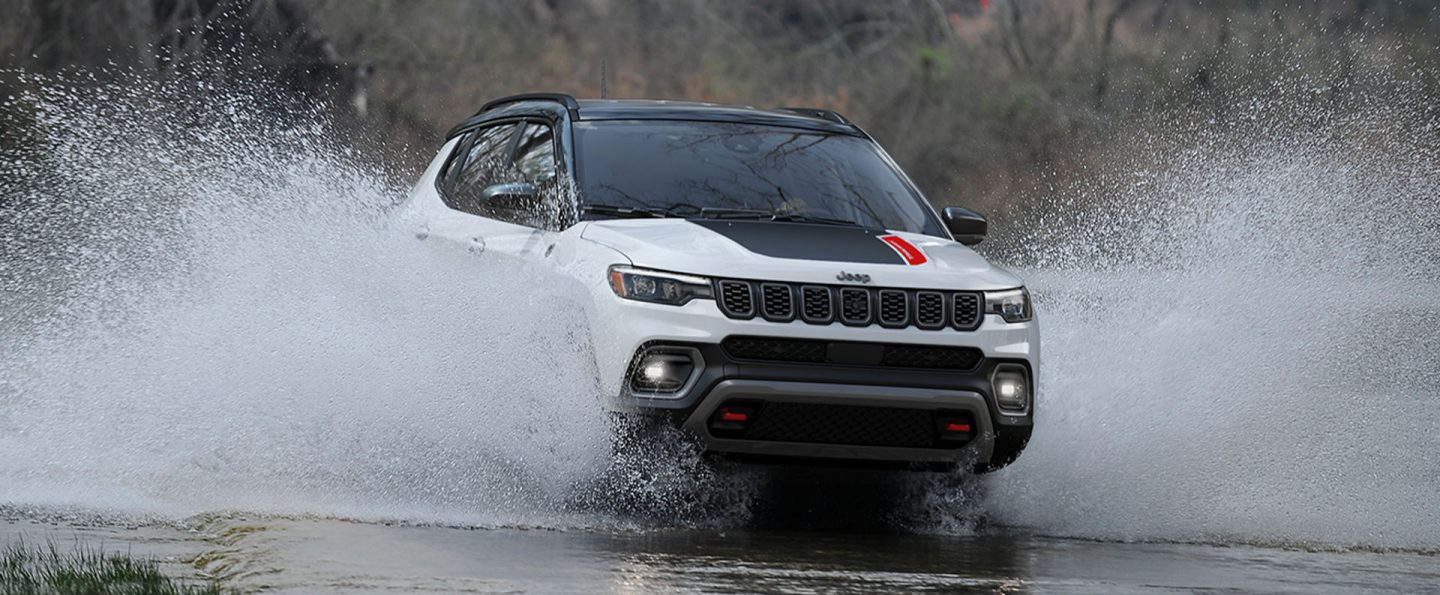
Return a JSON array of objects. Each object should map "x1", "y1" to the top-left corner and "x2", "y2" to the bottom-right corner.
[
  {"x1": 480, "y1": 93, "x2": 581, "y2": 114},
  {"x1": 776, "y1": 107, "x2": 851, "y2": 125}
]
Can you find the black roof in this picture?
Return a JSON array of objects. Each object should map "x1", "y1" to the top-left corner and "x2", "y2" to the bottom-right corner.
[
  {"x1": 576, "y1": 99, "x2": 844, "y2": 125},
  {"x1": 450, "y1": 95, "x2": 862, "y2": 139}
]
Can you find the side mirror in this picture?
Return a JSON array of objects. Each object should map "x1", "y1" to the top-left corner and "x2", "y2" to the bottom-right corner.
[
  {"x1": 481, "y1": 182, "x2": 540, "y2": 211},
  {"x1": 942, "y1": 207, "x2": 987, "y2": 246}
]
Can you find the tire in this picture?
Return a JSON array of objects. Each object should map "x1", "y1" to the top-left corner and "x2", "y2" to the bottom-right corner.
[{"x1": 974, "y1": 425, "x2": 1031, "y2": 473}]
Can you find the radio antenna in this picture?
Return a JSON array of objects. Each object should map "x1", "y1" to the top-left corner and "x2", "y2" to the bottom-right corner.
[{"x1": 600, "y1": 58, "x2": 608, "y2": 99}]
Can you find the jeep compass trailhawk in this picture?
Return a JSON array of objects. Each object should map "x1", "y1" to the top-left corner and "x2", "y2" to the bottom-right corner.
[{"x1": 404, "y1": 94, "x2": 1037, "y2": 471}]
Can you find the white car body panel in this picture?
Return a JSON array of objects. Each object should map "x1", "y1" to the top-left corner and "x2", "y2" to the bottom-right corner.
[
  {"x1": 405, "y1": 145, "x2": 1040, "y2": 403},
  {"x1": 580, "y1": 219, "x2": 1025, "y2": 290}
]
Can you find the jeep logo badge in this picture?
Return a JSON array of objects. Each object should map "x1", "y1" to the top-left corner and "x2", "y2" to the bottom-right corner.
[{"x1": 836, "y1": 271, "x2": 872, "y2": 284}]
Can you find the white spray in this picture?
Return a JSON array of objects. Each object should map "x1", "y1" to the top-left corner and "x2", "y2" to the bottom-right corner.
[
  {"x1": 2, "y1": 72, "x2": 1437, "y2": 549},
  {"x1": 986, "y1": 94, "x2": 1440, "y2": 549}
]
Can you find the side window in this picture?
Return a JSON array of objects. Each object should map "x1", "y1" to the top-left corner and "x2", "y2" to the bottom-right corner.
[
  {"x1": 454, "y1": 123, "x2": 520, "y2": 198},
  {"x1": 441, "y1": 120, "x2": 566, "y2": 230},
  {"x1": 513, "y1": 123, "x2": 557, "y2": 184},
  {"x1": 439, "y1": 134, "x2": 477, "y2": 195},
  {"x1": 441, "y1": 123, "x2": 518, "y2": 213}
]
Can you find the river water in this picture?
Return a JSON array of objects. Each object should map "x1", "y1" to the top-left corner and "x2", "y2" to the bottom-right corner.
[
  {"x1": 1, "y1": 74, "x2": 1438, "y2": 592},
  {"x1": 4, "y1": 509, "x2": 1438, "y2": 593}
]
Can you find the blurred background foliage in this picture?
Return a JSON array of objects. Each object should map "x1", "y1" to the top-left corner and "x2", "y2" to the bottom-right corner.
[{"x1": 1, "y1": 0, "x2": 1437, "y2": 211}]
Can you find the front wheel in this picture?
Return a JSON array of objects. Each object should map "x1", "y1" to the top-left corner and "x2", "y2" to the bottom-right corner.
[
  {"x1": 974, "y1": 425, "x2": 1031, "y2": 473},
  {"x1": 583, "y1": 411, "x2": 751, "y2": 521}
]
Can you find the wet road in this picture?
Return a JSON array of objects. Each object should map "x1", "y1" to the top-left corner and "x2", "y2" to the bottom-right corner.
[
  {"x1": 208, "y1": 521, "x2": 1440, "y2": 593},
  {"x1": 6, "y1": 514, "x2": 1438, "y2": 593}
]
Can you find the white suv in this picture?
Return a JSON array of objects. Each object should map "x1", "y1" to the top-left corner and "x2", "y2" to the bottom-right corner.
[{"x1": 403, "y1": 94, "x2": 1037, "y2": 472}]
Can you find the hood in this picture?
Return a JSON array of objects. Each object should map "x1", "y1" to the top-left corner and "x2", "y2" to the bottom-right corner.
[{"x1": 580, "y1": 219, "x2": 1024, "y2": 290}]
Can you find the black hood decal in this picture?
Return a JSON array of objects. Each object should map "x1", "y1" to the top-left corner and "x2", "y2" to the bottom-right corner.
[{"x1": 692, "y1": 220, "x2": 905, "y2": 265}]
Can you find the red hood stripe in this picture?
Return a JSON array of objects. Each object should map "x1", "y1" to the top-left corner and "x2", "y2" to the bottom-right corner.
[{"x1": 878, "y1": 235, "x2": 928, "y2": 266}]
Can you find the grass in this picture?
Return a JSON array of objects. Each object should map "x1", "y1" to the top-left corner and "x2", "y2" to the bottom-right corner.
[{"x1": 1, "y1": 543, "x2": 229, "y2": 595}]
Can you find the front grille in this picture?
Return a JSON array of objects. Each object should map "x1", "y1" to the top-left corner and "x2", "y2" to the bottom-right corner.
[
  {"x1": 722, "y1": 336, "x2": 983, "y2": 371},
  {"x1": 953, "y1": 293, "x2": 981, "y2": 330},
  {"x1": 878, "y1": 290, "x2": 908, "y2": 328},
  {"x1": 801, "y1": 286, "x2": 832, "y2": 323},
  {"x1": 916, "y1": 292, "x2": 945, "y2": 329},
  {"x1": 717, "y1": 278, "x2": 984, "y2": 332},
  {"x1": 839, "y1": 288, "x2": 871, "y2": 325},
  {"x1": 760, "y1": 283, "x2": 794, "y2": 322},
  {"x1": 718, "y1": 280, "x2": 754, "y2": 318},
  {"x1": 731, "y1": 402, "x2": 942, "y2": 449}
]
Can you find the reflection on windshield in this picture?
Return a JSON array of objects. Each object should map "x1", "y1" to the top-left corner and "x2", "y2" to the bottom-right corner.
[{"x1": 574, "y1": 121, "x2": 942, "y2": 235}]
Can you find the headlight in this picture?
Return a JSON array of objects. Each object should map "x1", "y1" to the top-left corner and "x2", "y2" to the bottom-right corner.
[
  {"x1": 608, "y1": 266, "x2": 714, "y2": 305},
  {"x1": 984, "y1": 287, "x2": 1033, "y2": 323}
]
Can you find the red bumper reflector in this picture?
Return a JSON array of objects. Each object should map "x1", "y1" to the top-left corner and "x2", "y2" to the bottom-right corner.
[
  {"x1": 944, "y1": 422, "x2": 972, "y2": 433},
  {"x1": 720, "y1": 410, "x2": 749, "y2": 423}
]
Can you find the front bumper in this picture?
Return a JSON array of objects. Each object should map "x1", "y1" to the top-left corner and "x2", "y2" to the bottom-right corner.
[
  {"x1": 589, "y1": 293, "x2": 1038, "y2": 468},
  {"x1": 683, "y1": 379, "x2": 995, "y2": 465},
  {"x1": 612, "y1": 340, "x2": 1033, "y2": 467}
]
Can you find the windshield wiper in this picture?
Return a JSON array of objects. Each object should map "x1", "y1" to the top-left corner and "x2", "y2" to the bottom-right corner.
[
  {"x1": 699, "y1": 207, "x2": 773, "y2": 218},
  {"x1": 769, "y1": 213, "x2": 860, "y2": 226},
  {"x1": 580, "y1": 203, "x2": 675, "y2": 219},
  {"x1": 585, "y1": 204, "x2": 860, "y2": 227},
  {"x1": 700, "y1": 207, "x2": 859, "y2": 227}
]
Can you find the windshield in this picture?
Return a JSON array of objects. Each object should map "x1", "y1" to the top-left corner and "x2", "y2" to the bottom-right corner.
[{"x1": 573, "y1": 121, "x2": 944, "y2": 236}]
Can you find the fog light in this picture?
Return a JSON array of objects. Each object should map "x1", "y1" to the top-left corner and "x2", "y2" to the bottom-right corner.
[
  {"x1": 641, "y1": 361, "x2": 668, "y2": 383},
  {"x1": 628, "y1": 347, "x2": 702, "y2": 396},
  {"x1": 991, "y1": 364, "x2": 1031, "y2": 412}
]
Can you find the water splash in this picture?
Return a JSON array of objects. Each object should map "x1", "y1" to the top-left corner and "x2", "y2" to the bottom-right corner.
[
  {"x1": 0, "y1": 72, "x2": 684, "y2": 527},
  {"x1": 5, "y1": 69, "x2": 1439, "y2": 549},
  {"x1": 985, "y1": 87, "x2": 1440, "y2": 549}
]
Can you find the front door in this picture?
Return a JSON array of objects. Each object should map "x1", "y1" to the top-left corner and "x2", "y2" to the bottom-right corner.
[{"x1": 427, "y1": 120, "x2": 565, "y2": 263}]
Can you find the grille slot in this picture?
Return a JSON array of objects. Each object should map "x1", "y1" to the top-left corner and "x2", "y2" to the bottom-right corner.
[
  {"x1": 718, "y1": 280, "x2": 754, "y2": 319},
  {"x1": 722, "y1": 336, "x2": 827, "y2": 363},
  {"x1": 880, "y1": 344, "x2": 983, "y2": 370},
  {"x1": 800, "y1": 286, "x2": 833, "y2": 323},
  {"x1": 733, "y1": 402, "x2": 945, "y2": 449},
  {"x1": 953, "y1": 293, "x2": 981, "y2": 330},
  {"x1": 722, "y1": 336, "x2": 983, "y2": 371},
  {"x1": 760, "y1": 283, "x2": 795, "y2": 322},
  {"x1": 839, "y1": 288, "x2": 872, "y2": 325},
  {"x1": 878, "y1": 290, "x2": 909, "y2": 328},
  {"x1": 916, "y1": 292, "x2": 946, "y2": 329}
]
